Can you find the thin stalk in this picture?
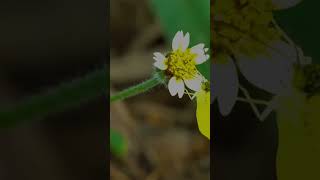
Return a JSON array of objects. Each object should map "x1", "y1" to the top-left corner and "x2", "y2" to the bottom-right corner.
[
  {"x1": 0, "y1": 68, "x2": 107, "y2": 127},
  {"x1": 110, "y1": 74, "x2": 162, "y2": 103},
  {"x1": 237, "y1": 97, "x2": 270, "y2": 105}
]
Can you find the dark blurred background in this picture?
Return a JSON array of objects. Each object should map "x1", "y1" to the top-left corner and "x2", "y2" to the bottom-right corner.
[{"x1": 0, "y1": 0, "x2": 107, "y2": 179}]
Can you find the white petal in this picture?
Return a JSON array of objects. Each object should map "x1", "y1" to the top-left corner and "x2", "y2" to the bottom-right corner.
[
  {"x1": 195, "y1": 54, "x2": 208, "y2": 64},
  {"x1": 181, "y1": 32, "x2": 190, "y2": 52},
  {"x1": 191, "y1": 44, "x2": 205, "y2": 55},
  {"x1": 272, "y1": 0, "x2": 302, "y2": 10},
  {"x1": 212, "y1": 56, "x2": 239, "y2": 116},
  {"x1": 184, "y1": 75, "x2": 202, "y2": 91},
  {"x1": 172, "y1": 31, "x2": 184, "y2": 51},
  {"x1": 153, "y1": 52, "x2": 166, "y2": 62},
  {"x1": 177, "y1": 83, "x2": 185, "y2": 98},
  {"x1": 296, "y1": 47, "x2": 312, "y2": 65},
  {"x1": 153, "y1": 61, "x2": 167, "y2": 70},
  {"x1": 270, "y1": 41, "x2": 297, "y2": 63},
  {"x1": 191, "y1": 43, "x2": 208, "y2": 64},
  {"x1": 236, "y1": 40, "x2": 296, "y2": 95},
  {"x1": 153, "y1": 52, "x2": 167, "y2": 70},
  {"x1": 168, "y1": 77, "x2": 185, "y2": 98}
]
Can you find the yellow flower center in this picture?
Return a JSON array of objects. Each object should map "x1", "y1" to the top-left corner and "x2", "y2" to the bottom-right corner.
[
  {"x1": 213, "y1": 0, "x2": 281, "y2": 60},
  {"x1": 165, "y1": 49, "x2": 198, "y2": 80}
]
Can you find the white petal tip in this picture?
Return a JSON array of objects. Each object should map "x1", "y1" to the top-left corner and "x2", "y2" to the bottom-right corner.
[{"x1": 168, "y1": 77, "x2": 185, "y2": 98}]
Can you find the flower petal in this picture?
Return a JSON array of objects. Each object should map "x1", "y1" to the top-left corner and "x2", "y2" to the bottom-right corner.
[
  {"x1": 272, "y1": 0, "x2": 302, "y2": 10},
  {"x1": 153, "y1": 61, "x2": 167, "y2": 70},
  {"x1": 168, "y1": 77, "x2": 185, "y2": 98},
  {"x1": 172, "y1": 31, "x2": 184, "y2": 51},
  {"x1": 236, "y1": 41, "x2": 296, "y2": 95},
  {"x1": 271, "y1": 41, "x2": 298, "y2": 63},
  {"x1": 181, "y1": 32, "x2": 190, "y2": 52},
  {"x1": 191, "y1": 43, "x2": 208, "y2": 64},
  {"x1": 212, "y1": 55, "x2": 239, "y2": 116},
  {"x1": 153, "y1": 52, "x2": 166, "y2": 62},
  {"x1": 177, "y1": 82, "x2": 185, "y2": 98},
  {"x1": 184, "y1": 75, "x2": 203, "y2": 91},
  {"x1": 191, "y1": 43, "x2": 205, "y2": 55},
  {"x1": 196, "y1": 54, "x2": 209, "y2": 64},
  {"x1": 153, "y1": 52, "x2": 167, "y2": 70}
]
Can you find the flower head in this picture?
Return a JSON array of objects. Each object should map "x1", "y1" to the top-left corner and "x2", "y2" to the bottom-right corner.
[{"x1": 153, "y1": 31, "x2": 209, "y2": 98}]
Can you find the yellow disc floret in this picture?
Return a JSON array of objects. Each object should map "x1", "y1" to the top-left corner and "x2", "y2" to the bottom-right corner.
[
  {"x1": 165, "y1": 49, "x2": 198, "y2": 80},
  {"x1": 212, "y1": 0, "x2": 281, "y2": 60}
]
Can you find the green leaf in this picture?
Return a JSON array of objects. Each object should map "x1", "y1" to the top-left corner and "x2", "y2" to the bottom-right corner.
[
  {"x1": 110, "y1": 129, "x2": 128, "y2": 157},
  {"x1": 150, "y1": 0, "x2": 210, "y2": 79},
  {"x1": 274, "y1": 2, "x2": 320, "y2": 63}
]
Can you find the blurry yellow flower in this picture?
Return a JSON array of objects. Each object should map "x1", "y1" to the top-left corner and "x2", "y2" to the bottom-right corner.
[{"x1": 196, "y1": 80, "x2": 210, "y2": 139}]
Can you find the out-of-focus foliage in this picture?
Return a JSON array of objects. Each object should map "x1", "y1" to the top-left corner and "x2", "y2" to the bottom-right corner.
[
  {"x1": 110, "y1": 129, "x2": 127, "y2": 157},
  {"x1": 275, "y1": 1, "x2": 320, "y2": 63}
]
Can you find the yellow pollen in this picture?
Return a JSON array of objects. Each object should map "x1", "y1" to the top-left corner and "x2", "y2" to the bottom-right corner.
[{"x1": 165, "y1": 49, "x2": 198, "y2": 80}]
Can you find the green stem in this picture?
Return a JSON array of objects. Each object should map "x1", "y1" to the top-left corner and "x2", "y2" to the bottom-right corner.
[
  {"x1": 110, "y1": 73, "x2": 162, "y2": 103},
  {"x1": 0, "y1": 68, "x2": 107, "y2": 127}
]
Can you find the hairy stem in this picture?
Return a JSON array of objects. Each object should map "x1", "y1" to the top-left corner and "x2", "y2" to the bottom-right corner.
[
  {"x1": 110, "y1": 73, "x2": 162, "y2": 103},
  {"x1": 0, "y1": 68, "x2": 107, "y2": 127}
]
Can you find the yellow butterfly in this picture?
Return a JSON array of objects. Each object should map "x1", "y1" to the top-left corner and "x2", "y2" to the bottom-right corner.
[{"x1": 195, "y1": 81, "x2": 210, "y2": 139}]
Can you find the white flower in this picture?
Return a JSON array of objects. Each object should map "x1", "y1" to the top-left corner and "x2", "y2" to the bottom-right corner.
[
  {"x1": 211, "y1": 0, "x2": 304, "y2": 117},
  {"x1": 153, "y1": 31, "x2": 209, "y2": 98}
]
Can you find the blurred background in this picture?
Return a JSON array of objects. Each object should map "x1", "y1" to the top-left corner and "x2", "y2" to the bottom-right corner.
[
  {"x1": 0, "y1": 0, "x2": 107, "y2": 179},
  {"x1": 110, "y1": 0, "x2": 210, "y2": 179}
]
